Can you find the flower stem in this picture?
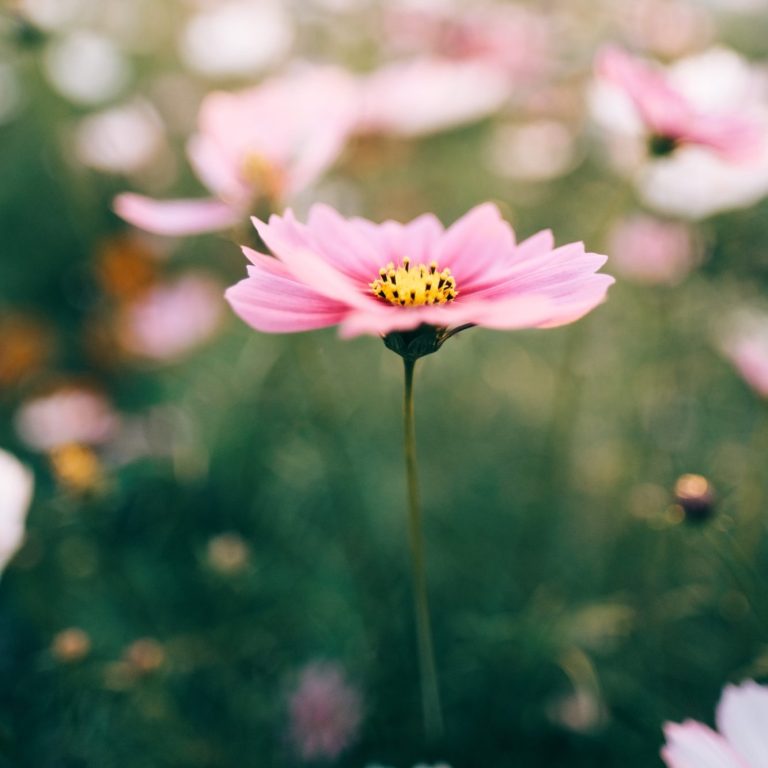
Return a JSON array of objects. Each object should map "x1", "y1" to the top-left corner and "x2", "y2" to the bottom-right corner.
[{"x1": 402, "y1": 357, "x2": 443, "y2": 741}]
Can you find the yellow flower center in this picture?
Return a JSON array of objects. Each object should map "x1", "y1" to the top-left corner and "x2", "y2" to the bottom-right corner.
[
  {"x1": 241, "y1": 153, "x2": 285, "y2": 202},
  {"x1": 370, "y1": 258, "x2": 458, "y2": 307}
]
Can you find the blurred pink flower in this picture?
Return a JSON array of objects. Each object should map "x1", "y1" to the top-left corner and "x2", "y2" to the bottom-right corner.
[
  {"x1": 14, "y1": 387, "x2": 119, "y2": 451},
  {"x1": 118, "y1": 273, "x2": 224, "y2": 361},
  {"x1": 608, "y1": 215, "x2": 698, "y2": 285},
  {"x1": 595, "y1": 46, "x2": 763, "y2": 162},
  {"x1": 720, "y1": 312, "x2": 768, "y2": 398},
  {"x1": 0, "y1": 448, "x2": 33, "y2": 576},
  {"x1": 358, "y1": 57, "x2": 511, "y2": 137},
  {"x1": 225, "y1": 203, "x2": 613, "y2": 340},
  {"x1": 115, "y1": 66, "x2": 359, "y2": 236},
  {"x1": 662, "y1": 680, "x2": 768, "y2": 768},
  {"x1": 383, "y1": 3, "x2": 551, "y2": 83},
  {"x1": 288, "y1": 661, "x2": 362, "y2": 761}
]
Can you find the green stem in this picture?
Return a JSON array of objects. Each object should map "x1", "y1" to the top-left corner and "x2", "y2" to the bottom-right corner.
[{"x1": 403, "y1": 357, "x2": 443, "y2": 741}]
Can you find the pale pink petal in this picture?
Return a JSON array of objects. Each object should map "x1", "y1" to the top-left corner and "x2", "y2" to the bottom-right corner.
[
  {"x1": 436, "y1": 202, "x2": 517, "y2": 288},
  {"x1": 684, "y1": 116, "x2": 765, "y2": 163},
  {"x1": 253, "y1": 212, "x2": 374, "y2": 310},
  {"x1": 470, "y1": 244, "x2": 610, "y2": 300},
  {"x1": 346, "y1": 212, "x2": 446, "y2": 268},
  {"x1": 596, "y1": 46, "x2": 693, "y2": 137},
  {"x1": 715, "y1": 681, "x2": 768, "y2": 768},
  {"x1": 187, "y1": 134, "x2": 250, "y2": 204},
  {"x1": 304, "y1": 205, "x2": 387, "y2": 282},
  {"x1": 114, "y1": 193, "x2": 241, "y2": 236},
  {"x1": 359, "y1": 57, "x2": 511, "y2": 137},
  {"x1": 225, "y1": 261, "x2": 349, "y2": 334},
  {"x1": 662, "y1": 721, "x2": 750, "y2": 768}
]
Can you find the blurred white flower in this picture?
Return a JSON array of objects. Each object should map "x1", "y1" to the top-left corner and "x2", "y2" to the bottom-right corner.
[
  {"x1": 75, "y1": 100, "x2": 165, "y2": 174},
  {"x1": 117, "y1": 273, "x2": 224, "y2": 361},
  {"x1": 43, "y1": 31, "x2": 130, "y2": 105},
  {"x1": 15, "y1": 388, "x2": 119, "y2": 451},
  {"x1": 486, "y1": 120, "x2": 577, "y2": 181},
  {"x1": 0, "y1": 448, "x2": 34, "y2": 577},
  {"x1": 179, "y1": 1, "x2": 293, "y2": 78}
]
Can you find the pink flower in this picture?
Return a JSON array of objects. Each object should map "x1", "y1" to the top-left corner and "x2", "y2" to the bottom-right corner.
[
  {"x1": 118, "y1": 273, "x2": 224, "y2": 361},
  {"x1": 608, "y1": 214, "x2": 698, "y2": 286},
  {"x1": 114, "y1": 66, "x2": 359, "y2": 236},
  {"x1": 358, "y1": 57, "x2": 511, "y2": 137},
  {"x1": 595, "y1": 46, "x2": 763, "y2": 162},
  {"x1": 383, "y1": 3, "x2": 551, "y2": 83},
  {"x1": 720, "y1": 312, "x2": 768, "y2": 398},
  {"x1": 14, "y1": 387, "x2": 119, "y2": 452},
  {"x1": 225, "y1": 203, "x2": 613, "y2": 350},
  {"x1": 288, "y1": 661, "x2": 362, "y2": 761},
  {"x1": 662, "y1": 680, "x2": 768, "y2": 768}
]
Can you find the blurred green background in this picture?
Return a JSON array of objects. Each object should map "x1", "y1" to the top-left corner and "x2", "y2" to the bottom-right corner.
[{"x1": 3, "y1": 1, "x2": 768, "y2": 766}]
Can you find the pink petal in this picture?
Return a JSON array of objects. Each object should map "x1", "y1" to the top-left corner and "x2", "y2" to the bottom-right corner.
[
  {"x1": 305, "y1": 204, "x2": 388, "y2": 282},
  {"x1": 359, "y1": 57, "x2": 511, "y2": 137},
  {"x1": 662, "y1": 721, "x2": 750, "y2": 768},
  {"x1": 187, "y1": 134, "x2": 250, "y2": 204},
  {"x1": 253, "y1": 212, "x2": 375, "y2": 310},
  {"x1": 225, "y1": 258, "x2": 349, "y2": 333},
  {"x1": 683, "y1": 116, "x2": 765, "y2": 163},
  {"x1": 114, "y1": 193, "x2": 241, "y2": 236},
  {"x1": 715, "y1": 681, "x2": 768, "y2": 768},
  {"x1": 596, "y1": 46, "x2": 692, "y2": 137},
  {"x1": 436, "y1": 202, "x2": 517, "y2": 288}
]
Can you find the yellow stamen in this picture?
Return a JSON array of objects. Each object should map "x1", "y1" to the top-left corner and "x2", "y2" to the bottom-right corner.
[{"x1": 370, "y1": 258, "x2": 458, "y2": 307}]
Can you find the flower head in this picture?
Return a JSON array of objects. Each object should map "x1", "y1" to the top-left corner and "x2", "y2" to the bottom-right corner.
[
  {"x1": 662, "y1": 679, "x2": 768, "y2": 768},
  {"x1": 225, "y1": 203, "x2": 613, "y2": 356},
  {"x1": 595, "y1": 46, "x2": 763, "y2": 162},
  {"x1": 115, "y1": 66, "x2": 359, "y2": 236},
  {"x1": 288, "y1": 661, "x2": 362, "y2": 761}
]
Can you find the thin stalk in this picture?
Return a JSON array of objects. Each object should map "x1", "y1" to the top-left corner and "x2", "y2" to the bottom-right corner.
[{"x1": 402, "y1": 358, "x2": 443, "y2": 740}]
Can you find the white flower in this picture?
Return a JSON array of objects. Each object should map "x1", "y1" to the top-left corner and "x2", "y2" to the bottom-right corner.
[{"x1": 0, "y1": 449, "x2": 34, "y2": 576}]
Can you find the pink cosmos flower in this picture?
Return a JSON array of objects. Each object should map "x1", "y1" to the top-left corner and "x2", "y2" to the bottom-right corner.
[
  {"x1": 288, "y1": 661, "x2": 362, "y2": 761},
  {"x1": 118, "y1": 273, "x2": 224, "y2": 361},
  {"x1": 225, "y1": 203, "x2": 613, "y2": 350},
  {"x1": 383, "y1": 3, "x2": 551, "y2": 83},
  {"x1": 358, "y1": 57, "x2": 511, "y2": 137},
  {"x1": 608, "y1": 214, "x2": 698, "y2": 286},
  {"x1": 662, "y1": 680, "x2": 768, "y2": 768},
  {"x1": 14, "y1": 387, "x2": 119, "y2": 451},
  {"x1": 114, "y1": 66, "x2": 359, "y2": 236},
  {"x1": 595, "y1": 46, "x2": 763, "y2": 162}
]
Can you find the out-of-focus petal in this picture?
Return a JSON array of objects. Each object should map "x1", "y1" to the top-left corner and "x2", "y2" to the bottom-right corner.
[
  {"x1": 359, "y1": 57, "x2": 510, "y2": 137},
  {"x1": 662, "y1": 721, "x2": 749, "y2": 768},
  {"x1": 0, "y1": 448, "x2": 33, "y2": 576},
  {"x1": 114, "y1": 194, "x2": 241, "y2": 236},
  {"x1": 715, "y1": 681, "x2": 768, "y2": 768}
]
